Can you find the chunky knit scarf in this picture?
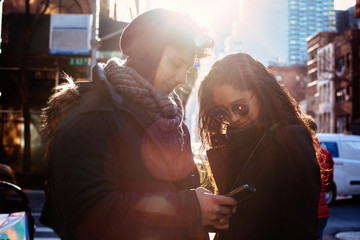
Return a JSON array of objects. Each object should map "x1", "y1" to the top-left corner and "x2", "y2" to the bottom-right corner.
[{"x1": 104, "y1": 58, "x2": 185, "y2": 153}]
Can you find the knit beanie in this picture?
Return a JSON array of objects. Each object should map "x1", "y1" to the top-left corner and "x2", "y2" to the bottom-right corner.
[{"x1": 119, "y1": 8, "x2": 203, "y2": 81}]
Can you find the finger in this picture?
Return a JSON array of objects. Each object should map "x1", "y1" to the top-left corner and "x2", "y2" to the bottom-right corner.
[
  {"x1": 196, "y1": 187, "x2": 213, "y2": 194},
  {"x1": 210, "y1": 217, "x2": 220, "y2": 226},
  {"x1": 217, "y1": 205, "x2": 234, "y2": 215},
  {"x1": 232, "y1": 205, "x2": 237, "y2": 213},
  {"x1": 218, "y1": 217, "x2": 229, "y2": 225},
  {"x1": 213, "y1": 223, "x2": 229, "y2": 230},
  {"x1": 214, "y1": 195, "x2": 237, "y2": 207},
  {"x1": 211, "y1": 214, "x2": 231, "y2": 226}
]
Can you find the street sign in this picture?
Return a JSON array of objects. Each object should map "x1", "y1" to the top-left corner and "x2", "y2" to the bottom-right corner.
[
  {"x1": 69, "y1": 57, "x2": 89, "y2": 66},
  {"x1": 49, "y1": 14, "x2": 91, "y2": 55},
  {"x1": 98, "y1": 51, "x2": 124, "y2": 60}
]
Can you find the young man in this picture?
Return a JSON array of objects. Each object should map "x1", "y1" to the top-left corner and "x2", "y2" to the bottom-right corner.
[{"x1": 40, "y1": 9, "x2": 236, "y2": 239}]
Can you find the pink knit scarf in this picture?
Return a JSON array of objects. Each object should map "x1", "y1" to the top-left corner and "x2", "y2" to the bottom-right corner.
[{"x1": 104, "y1": 58, "x2": 195, "y2": 181}]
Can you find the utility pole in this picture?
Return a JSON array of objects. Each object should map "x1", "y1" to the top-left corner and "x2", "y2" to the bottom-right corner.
[
  {"x1": 351, "y1": 29, "x2": 360, "y2": 134},
  {"x1": 22, "y1": 0, "x2": 31, "y2": 172},
  {"x1": 90, "y1": 0, "x2": 138, "y2": 70},
  {"x1": 135, "y1": 0, "x2": 139, "y2": 15},
  {"x1": 91, "y1": 0, "x2": 100, "y2": 70},
  {"x1": 0, "y1": 0, "x2": 4, "y2": 53}
]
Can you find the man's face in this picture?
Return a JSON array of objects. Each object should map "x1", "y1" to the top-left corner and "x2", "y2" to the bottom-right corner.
[{"x1": 153, "y1": 46, "x2": 195, "y2": 95}]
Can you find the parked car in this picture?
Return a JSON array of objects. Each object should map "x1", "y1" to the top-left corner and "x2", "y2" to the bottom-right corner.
[{"x1": 316, "y1": 133, "x2": 360, "y2": 204}]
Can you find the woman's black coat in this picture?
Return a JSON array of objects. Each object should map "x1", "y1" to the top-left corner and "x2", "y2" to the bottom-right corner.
[{"x1": 207, "y1": 123, "x2": 321, "y2": 240}]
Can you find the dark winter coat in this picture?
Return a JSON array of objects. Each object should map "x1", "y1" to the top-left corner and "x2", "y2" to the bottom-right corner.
[
  {"x1": 40, "y1": 65, "x2": 205, "y2": 240},
  {"x1": 317, "y1": 144, "x2": 334, "y2": 219},
  {"x1": 207, "y1": 123, "x2": 321, "y2": 240}
]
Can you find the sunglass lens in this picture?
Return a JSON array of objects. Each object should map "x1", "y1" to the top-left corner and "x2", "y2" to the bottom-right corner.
[{"x1": 232, "y1": 103, "x2": 249, "y2": 116}]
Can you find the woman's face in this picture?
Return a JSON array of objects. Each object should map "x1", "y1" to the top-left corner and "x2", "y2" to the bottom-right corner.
[{"x1": 212, "y1": 84, "x2": 260, "y2": 129}]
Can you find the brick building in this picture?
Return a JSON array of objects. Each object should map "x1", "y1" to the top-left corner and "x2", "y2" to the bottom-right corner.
[
  {"x1": 333, "y1": 29, "x2": 360, "y2": 134},
  {"x1": 269, "y1": 65, "x2": 307, "y2": 103},
  {"x1": 317, "y1": 41, "x2": 336, "y2": 133},
  {"x1": 305, "y1": 29, "x2": 360, "y2": 134},
  {"x1": 306, "y1": 32, "x2": 338, "y2": 119}
]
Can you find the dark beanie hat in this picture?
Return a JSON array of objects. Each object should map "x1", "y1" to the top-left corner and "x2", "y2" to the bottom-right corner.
[
  {"x1": 120, "y1": 8, "x2": 197, "y2": 57},
  {"x1": 119, "y1": 8, "x2": 211, "y2": 81}
]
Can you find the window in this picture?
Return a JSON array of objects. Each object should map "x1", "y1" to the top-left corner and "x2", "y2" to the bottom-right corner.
[
  {"x1": 342, "y1": 141, "x2": 360, "y2": 160},
  {"x1": 336, "y1": 56, "x2": 345, "y2": 72},
  {"x1": 320, "y1": 142, "x2": 339, "y2": 158},
  {"x1": 346, "y1": 53, "x2": 351, "y2": 68},
  {"x1": 346, "y1": 85, "x2": 351, "y2": 96},
  {"x1": 336, "y1": 88, "x2": 346, "y2": 102},
  {"x1": 336, "y1": 116, "x2": 346, "y2": 133}
]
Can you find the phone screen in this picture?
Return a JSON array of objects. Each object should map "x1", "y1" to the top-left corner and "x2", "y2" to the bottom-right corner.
[{"x1": 226, "y1": 184, "x2": 256, "y2": 203}]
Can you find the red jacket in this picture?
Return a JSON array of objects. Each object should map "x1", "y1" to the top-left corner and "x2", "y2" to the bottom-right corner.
[{"x1": 317, "y1": 142, "x2": 334, "y2": 219}]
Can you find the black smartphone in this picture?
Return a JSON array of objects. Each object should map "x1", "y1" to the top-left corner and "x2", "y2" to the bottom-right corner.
[{"x1": 225, "y1": 184, "x2": 256, "y2": 203}]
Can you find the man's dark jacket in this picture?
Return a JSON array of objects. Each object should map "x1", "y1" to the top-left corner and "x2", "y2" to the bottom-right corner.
[{"x1": 40, "y1": 66, "x2": 204, "y2": 239}]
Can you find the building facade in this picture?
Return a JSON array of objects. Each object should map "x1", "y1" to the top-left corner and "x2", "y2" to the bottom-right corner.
[
  {"x1": 317, "y1": 42, "x2": 335, "y2": 133},
  {"x1": 336, "y1": 6, "x2": 360, "y2": 33},
  {"x1": 333, "y1": 29, "x2": 360, "y2": 134},
  {"x1": 306, "y1": 32, "x2": 337, "y2": 119},
  {"x1": 288, "y1": 0, "x2": 336, "y2": 65},
  {"x1": 0, "y1": 1, "x2": 201, "y2": 180},
  {"x1": 305, "y1": 29, "x2": 360, "y2": 135},
  {"x1": 269, "y1": 65, "x2": 307, "y2": 103},
  {"x1": 0, "y1": 1, "x2": 128, "y2": 180}
]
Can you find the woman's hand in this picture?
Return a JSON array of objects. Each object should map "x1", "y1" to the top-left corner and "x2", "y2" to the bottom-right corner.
[{"x1": 195, "y1": 187, "x2": 236, "y2": 229}]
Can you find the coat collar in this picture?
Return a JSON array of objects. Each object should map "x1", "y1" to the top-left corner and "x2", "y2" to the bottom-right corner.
[{"x1": 78, "y1": 64, "x2": 154, "y2": 130}]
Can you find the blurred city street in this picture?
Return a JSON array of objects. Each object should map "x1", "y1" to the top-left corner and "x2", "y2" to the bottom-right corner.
[
  {"x1": 323, "y1": 197, "x2": 360, "y2": 240},
  {"x1": 25, "y1": 190, "x2": 60, "y2": 240},
  {"x1": 1, "y1": 0, "x2": 360, "y2": 239}
]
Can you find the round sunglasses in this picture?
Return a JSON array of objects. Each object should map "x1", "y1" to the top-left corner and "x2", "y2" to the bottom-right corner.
[{"x1": 211, "y1": 93, "x2": 255, "y2": 124}]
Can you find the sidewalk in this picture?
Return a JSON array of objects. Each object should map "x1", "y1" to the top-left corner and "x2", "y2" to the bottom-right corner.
[
  {"x1": 211, "y1": 232, "x2": 360, "y2": 240},
  {"x1": 335, "y1": 231, "x2": 360, "y2": 240}
]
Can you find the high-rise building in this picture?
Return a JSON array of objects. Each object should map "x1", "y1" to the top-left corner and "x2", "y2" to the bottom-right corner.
[
  {"x1": 288, "y1": 0, "x2": 336, "y2": 65},
  {"x1": 336, "y1": 6, "x2": 360, "y2": 33}
]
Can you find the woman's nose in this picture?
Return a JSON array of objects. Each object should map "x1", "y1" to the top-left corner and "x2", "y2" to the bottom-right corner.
[{"x1": 228, "y1": 110, "x2": 240, "y2": 123}]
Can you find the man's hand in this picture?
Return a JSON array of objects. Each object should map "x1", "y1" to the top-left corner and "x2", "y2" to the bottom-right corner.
[{"x1": 195, "y1": 187, "x2": 236, "y2": 229}]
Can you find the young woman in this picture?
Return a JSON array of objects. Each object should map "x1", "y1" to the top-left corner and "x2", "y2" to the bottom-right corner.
[{"x1": 198, "y1": 53, "x2": 321, "y2": 239}]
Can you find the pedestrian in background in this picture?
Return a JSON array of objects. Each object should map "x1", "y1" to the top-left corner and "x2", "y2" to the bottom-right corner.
[
  {"x1": 0, "y1": 163, "x2": 17, "y2": 196},
  {"x1": 0, "y1": 163, "x2": 16, "y2": 185},
  {"x1": 198, "y1": 53, "x2": 321, "y2": 239},
  {"x1": 40, "y1": 8, "x2": 236, "y2": 240},
  {"x1": 307, "y1": 117, "x2": 334, "y2": 240},
  {"x1": 0, "y1": 163, "x2": 35, "y2": 239}
]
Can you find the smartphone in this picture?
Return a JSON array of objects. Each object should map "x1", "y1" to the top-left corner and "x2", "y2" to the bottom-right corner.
[{"x1": 225, "y1": 184, "x2": 256, "y2": 203}]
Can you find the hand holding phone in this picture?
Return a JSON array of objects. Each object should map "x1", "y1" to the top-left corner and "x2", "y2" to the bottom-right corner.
[{"x1": 225, "y1": 184, "x2": 256, "y2": 203}]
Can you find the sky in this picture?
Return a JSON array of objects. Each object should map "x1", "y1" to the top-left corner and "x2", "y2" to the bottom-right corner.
[
  {"x1": 137, "y1": 0, "x2": 357, "y2": 66},
  {"x1": 334, "y1": 0, "x2": 356, "y2": 10},
  {"x1": 112, "y1": 0, "x2": 358, "y2": 66}
]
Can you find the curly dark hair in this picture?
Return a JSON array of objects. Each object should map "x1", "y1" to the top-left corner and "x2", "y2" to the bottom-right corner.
[
  {"x1": 198, "y1": 53, "x2": 315, "y2": 147},
  {"x1": 197, "y1": 53, "x2": 321, "y2": 191}
]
